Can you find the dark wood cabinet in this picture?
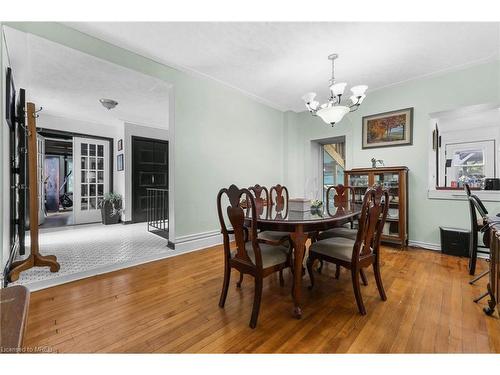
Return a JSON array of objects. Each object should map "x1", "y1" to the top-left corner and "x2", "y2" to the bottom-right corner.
[{"x1": 344, "y1": 166, "x2": 409, "y2": 247}]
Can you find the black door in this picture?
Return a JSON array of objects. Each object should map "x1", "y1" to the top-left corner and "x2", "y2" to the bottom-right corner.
[{"x1": 132, "y1": 137, "x2": 168, "y2": 223}]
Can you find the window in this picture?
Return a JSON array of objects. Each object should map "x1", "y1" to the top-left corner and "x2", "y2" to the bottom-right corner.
[
  {"x1": 442, "y1": 140, "x2": 495, "y2": 188},
  {"x1": 322, "y1": 140, "x2": 345, "y2": 203}
]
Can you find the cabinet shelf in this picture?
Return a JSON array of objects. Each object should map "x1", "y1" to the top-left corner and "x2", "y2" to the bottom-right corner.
[{"x1": 345, "y1": 166, "x2": 409, "y2": 248}]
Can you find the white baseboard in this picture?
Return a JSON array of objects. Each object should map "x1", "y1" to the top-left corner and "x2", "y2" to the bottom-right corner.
[
  {"x1": 408, "y1": 240, "x2": 489, "y2": 259},
  {"x1": 408, "y1": 240, "x2": 441, "y2": 251},
  {"x1": 173, "y1": 230, "x2": 223, "y2": 253}
]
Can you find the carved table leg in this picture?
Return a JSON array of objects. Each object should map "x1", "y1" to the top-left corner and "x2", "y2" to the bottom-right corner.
[{"x1": 289, "y1": 225, "x2": 308, "y2": 319}]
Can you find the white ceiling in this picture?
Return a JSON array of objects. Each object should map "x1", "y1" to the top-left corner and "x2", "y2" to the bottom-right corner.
[
  {"x1": 66, "y1": 22, "x2": 500, "y2": 112},
  {"x1": 4, "y1": 26, "x2": 170, "y2": 129},
  {"x1": 439, "y1": 106, "x2": 500, "y2": 133}
]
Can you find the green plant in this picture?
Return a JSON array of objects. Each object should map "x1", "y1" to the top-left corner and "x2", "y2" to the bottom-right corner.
[{"x1": 99, "y1": 192, "x2": 123, "y2": 216}]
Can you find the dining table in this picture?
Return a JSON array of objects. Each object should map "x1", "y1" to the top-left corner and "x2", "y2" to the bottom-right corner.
[{"x1": 246, "y1": 200, "x2": 362, "y2": 319}]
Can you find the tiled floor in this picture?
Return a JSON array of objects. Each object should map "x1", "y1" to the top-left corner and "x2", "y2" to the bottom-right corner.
[
  {"x1": 40, "y1": 210, "x2": 74, "y2": 228},
  {"x1": 10, "y1": 222, "x2": 172, "y2": 291}
]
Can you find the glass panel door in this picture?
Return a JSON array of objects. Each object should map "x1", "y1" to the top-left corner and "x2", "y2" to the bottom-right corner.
[
  {"x1": 374, "y1": 172, "x2": 400, "y2": 237},
  {"x1": 349, "y1": 174, "x2": 369, "y2": 204},
  {"x1": 73, "y1": 137, "x2": 110, "y2": 224},
  {"x1": 322, "y1": 141, "x2": 345, "y2": 204}
]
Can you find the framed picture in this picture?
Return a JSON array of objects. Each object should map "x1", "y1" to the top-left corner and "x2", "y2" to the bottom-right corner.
[
  {"x1": 117, "y1": 139, "x2": 123, "y2": 151},
  {"x1": 5, "y1": 67, "x2": 16, "y2": 129},
  {"x1": 117, "y1": 154, "x2": 124, "y2": 171},
  {"x1": 362, "y1": 107, "x2": 413, "y2": 149}
]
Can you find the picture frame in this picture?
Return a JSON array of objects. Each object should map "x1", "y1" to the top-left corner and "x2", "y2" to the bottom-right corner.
[
  {"x1": 117, "y1": 139, "x2": 123, "y2": 151},
  {"x1": 117, "y1": 154, "x2": 124, "y2": 171},
  {"x1": 362, "y1": 107, "x2": 413, "y2": 149}
]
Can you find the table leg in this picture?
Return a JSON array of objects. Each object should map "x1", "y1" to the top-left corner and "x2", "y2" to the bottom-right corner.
[{"x1": 289, "y1": 225, "x2": 308, "y2": 319}]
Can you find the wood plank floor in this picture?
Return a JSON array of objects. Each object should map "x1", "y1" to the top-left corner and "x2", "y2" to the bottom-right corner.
[{"x1": 22, "y1": 245, "x2": 500, "y2": 353}]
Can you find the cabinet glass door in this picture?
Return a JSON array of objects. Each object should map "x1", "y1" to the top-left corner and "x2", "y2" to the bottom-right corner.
[
  {"x1": 374, "y1": 172, "x2": 400, "y2": 237},
  {"x1": 349, "y1": 174, "x2": 369, "y2": 204}
]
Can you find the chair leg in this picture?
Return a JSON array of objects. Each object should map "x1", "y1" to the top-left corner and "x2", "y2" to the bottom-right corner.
[
  {"x1": 469, "y1": 243, "x2": 478, "y2": 276},
  {"x1": 317, "y1": 260, "x2": 324, "y2": 274},
  {"x1": 469, "y1": 270, "x2": 489, "y2": 285},
  {"x1": 250, "y1": 276, "x2": 263, "y2": 329},
  {"x1": 306, "y1": 256, "x2": 315, "y2": 290},
  {"x1": 335, "y1": 265, "x2": 341, "y2": 279},
  {"x1": 473, "y1": 291, "x2": 489, "y2": 303},
  {"x1": 360, "y1": 269, "x2": 368, "y2": 286},
  {"x1": 351, "y1": 267, "x2": 366, "y2": 315},
  {"x1": 236, "y1": 272, "x2": 244, "y2": 288},
  {"x1": 218, "y1": 262, "x2": 231, "y2": 308},
  {"x1": 373, "y1": 260, "x2": 387, "y2": 301},
  {"x1": 279, "y1": 269, "x2": 285, "y2": 287}
]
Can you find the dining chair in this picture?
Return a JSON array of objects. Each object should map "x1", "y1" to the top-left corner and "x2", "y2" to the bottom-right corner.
[
  {"x1": 257, "y1": 184, "x2": 291, "y2": 244},
  {"x1": 318, "y1": 184, "x2": 358, "y2": 241},
  {"x1": 306, "y1": 186, "x2": 389, "y2": 315},
  {"x1": 241, "y1": 184, "x2": 288, "y2": 288},
  {"x1": 465, "y1": 184, "x2": 490, "y2": 277},
  {"x1": 217, "y1": 184, "x2": 291, "y2": 328}
]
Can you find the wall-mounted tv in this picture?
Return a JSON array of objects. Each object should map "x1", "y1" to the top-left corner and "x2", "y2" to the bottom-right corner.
[{"x1": 6, "y1": 67, "x2": 16, "y2": 129}]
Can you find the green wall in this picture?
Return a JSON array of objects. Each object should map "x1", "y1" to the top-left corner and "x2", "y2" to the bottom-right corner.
[{"x1": 283, "y1": 60, "x2": 500, "y2": 246}]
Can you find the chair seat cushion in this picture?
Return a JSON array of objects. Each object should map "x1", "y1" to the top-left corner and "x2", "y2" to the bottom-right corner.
[
  {"x1": 317, "y1": 226, "x2": 358, "y2": 241},
  {"x1": 258, "y1": 231, "x2": 290, "y2": 243},
  {"x1": 231, "y1": 242, "x2": 288, "y2": 268},
  {"x1": 309, "y1": 236, "x2": 356, "y2": 262}
]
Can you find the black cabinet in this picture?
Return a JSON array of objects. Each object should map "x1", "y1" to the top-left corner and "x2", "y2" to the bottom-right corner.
[{"x1": 440, "y1": 227, "x2": 471, "y2": 257}]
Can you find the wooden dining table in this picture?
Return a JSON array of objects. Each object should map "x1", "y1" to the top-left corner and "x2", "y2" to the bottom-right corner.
[{"x1": 246, "y1": 201, "x2": 362, "y2": 319}]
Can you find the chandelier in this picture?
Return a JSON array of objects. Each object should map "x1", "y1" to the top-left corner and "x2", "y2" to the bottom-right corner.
[{"x1": 302, "y1": 53, "x2": 367, "y2": 126}]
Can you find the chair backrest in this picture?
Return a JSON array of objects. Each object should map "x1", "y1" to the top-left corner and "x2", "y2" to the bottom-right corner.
[
  {"x1": 326, "y1": 184, "x2": 355, "y2": 213},
  {"x1": 269, "y1": 184, "x2": 289, "y2": 219},
  {"x1": 217, "y1": 184, "x2": 263, "y2": 268},
  {"x1": 248, "y1": 184, "x2": 269, "y2": 218},
  {"x1": 468, "y1": 195, "x2": 488, "y2": 235},
  {"x1": 352, "y1": 186, "x2": 389, "y2": 261}
]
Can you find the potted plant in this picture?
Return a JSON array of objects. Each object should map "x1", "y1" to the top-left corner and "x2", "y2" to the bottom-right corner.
[{"x1": 99, "y1": 192, "x2": 123, "y2": 225}]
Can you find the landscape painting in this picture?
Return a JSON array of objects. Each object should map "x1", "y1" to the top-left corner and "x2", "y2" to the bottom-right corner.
[{"x1": 362, "y1": 108, "x2": 413, "y2": 149}]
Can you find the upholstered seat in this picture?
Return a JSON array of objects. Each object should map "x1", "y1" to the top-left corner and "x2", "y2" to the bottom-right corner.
[
  {"x1": 317, "y1": 226, "x2": 357, "y2": 241},
  {"x1": 231, "y1": 242, "x2": 288, "y2": 269},
  {"x1": 258, "y1": 230, "x2": 290, "y2": 243},
  {"x1": 309, "y1": 236, "x2": 357, "y2": 262}
]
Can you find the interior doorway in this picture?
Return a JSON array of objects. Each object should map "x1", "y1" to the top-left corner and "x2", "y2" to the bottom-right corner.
[
  {"x1": 42, "y1": 136, "x2": 74, "y2": 228},
  {"x1": 322, "y1": 137, "x2": 346, "y2": 203},
  {"x1": 37, "y1": 129, "x2": 113, "y2": 228},
  {"x1": 132, "y1": 136, "x2": 169, "y2": 223}
]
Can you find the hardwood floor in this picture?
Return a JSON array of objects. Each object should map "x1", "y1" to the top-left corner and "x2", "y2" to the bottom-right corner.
[{"x1": 23, "y1": 245, "x2": 500, "y2": 353}]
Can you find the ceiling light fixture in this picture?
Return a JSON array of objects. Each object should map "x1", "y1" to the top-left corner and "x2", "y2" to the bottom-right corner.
[
  {"x1": 99, "y1": 98, "x2": 118, "y2": 110},
  {"x1": 302, "y1": 54, "x2": 367, "y2": 126}
]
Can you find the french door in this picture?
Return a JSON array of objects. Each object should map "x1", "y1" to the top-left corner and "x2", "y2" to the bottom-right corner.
[{"x1": 73, "y1": 137, "x2": 110, "y2": 224}]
